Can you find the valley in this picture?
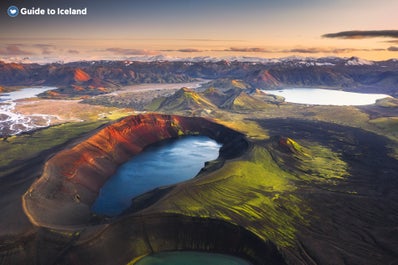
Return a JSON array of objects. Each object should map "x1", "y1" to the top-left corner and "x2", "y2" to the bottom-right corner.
[{"x1": 0, "y1": 58, "x2": 397, "y2": 265}]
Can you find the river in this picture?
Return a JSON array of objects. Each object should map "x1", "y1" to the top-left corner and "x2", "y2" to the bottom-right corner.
[{"x1": 0, "y1": 87, "x2": 57, "y2": 136}]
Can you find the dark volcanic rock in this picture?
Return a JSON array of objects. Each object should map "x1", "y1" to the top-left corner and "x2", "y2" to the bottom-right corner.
[
  {"x1": 257, "y1": 118, "x2": 398, "y2": 265},
  {"x1": 56, "y1": 214, "x2": 286, "y2": 265}
]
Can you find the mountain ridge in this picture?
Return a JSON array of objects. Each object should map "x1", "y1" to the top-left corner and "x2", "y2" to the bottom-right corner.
[{"x1": 1, "y1": 58, "x2": 397, "y2": 98}]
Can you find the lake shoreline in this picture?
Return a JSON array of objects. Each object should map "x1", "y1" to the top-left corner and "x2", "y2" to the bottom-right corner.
[
  {"x1": 92, "y1": 135, "x2": 221, "y2": 216},
  {"x1": 262, "y1": 88, "x2": 391, "y2": 106}
]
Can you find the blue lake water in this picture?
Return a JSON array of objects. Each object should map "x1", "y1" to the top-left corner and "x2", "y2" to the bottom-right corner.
[
  {"x1": 91, "y1": 136, "x2": 221, "y2": 216},
  {"x1": 264, "y1": 88, "x2": 391, "y2": 106},
  {"x1": 134, "y1": 251, "x2": 252, "y2": 265}
]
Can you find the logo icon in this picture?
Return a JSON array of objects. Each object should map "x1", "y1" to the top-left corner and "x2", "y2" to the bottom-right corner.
[{"x1": 7, "y1": 6, "x2": 19, "y2": 17}]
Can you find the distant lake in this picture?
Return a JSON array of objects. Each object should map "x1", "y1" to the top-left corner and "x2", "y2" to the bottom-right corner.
[
  {"x1": 263, "y1": 88, "x2": 391, "y2": 106},
  {"x1": 0, "y1": 87, "x2": 55, "y2": 101},
  {"x1": 134, "y1": 251, "x2": 252, "y2": 265},
  {"x1": 91, "y1": 136, "x2": 221, "y2": 216}
]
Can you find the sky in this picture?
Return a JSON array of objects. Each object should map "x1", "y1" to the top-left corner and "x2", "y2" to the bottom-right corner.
[{"x1": 0, "y1": 0, "x2": 397, "y2": 63}]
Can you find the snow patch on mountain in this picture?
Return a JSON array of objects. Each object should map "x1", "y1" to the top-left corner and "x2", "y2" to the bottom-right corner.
[{"x1": 345, "y1": 57, "x2": 374, "y2": 66}]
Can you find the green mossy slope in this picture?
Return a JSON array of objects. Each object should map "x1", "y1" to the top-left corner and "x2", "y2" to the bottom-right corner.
[
  {"x1": 146, "y1": 87, "x2": 217, "y2": 113},
  {"x1": 141, "y1": 145, "x2": 308, "y2": 247}
]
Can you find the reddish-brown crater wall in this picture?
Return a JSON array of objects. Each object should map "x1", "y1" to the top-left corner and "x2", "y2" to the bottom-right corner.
[{"x1": 22, "y1": 114, "x2": 247, "y2": 227}]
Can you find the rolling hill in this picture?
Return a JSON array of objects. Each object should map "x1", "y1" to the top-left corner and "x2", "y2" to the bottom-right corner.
[{"x1": 146, "y1": 87, "x2": 217, "y2": 113}]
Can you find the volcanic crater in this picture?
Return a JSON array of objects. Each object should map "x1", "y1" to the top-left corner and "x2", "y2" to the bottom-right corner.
[
  {"x1": 20, "y1": 114, "x2": 286, "y2": 265},
  {"x1": 22, "y1": 114, "x2": 248, "y2": 226}
]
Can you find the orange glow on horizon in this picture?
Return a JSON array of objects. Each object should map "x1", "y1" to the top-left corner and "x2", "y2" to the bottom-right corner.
[{"x1": 0, "y1": 34, "x2": 397, "y2": 63}]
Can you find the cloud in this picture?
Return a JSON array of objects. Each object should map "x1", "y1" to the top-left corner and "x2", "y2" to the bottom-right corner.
[
  {"x1": 288, "y1": 48, "x2": 323, "y2": 54},
  {"x1": 385, "y1": 40, "x2": 398, "y2": 44},
  {"x1": 160, "y1": 48, "x2": 204, "y2": 52},
  {"x1": 41, "y1": 49, "x2": 53, "y2": 55},
  {"x1": 33, "y1": 44, "x2": 55, "y2": 48},
  {"x1": 30, "y1": 44, "x2": 57, "y2": 55},
  {"x1": 226, "y1": 47, "x2": 270, "y2": 52},
  {"x1": 180, "y1": 38, "x2": 244, "y2": 43},
  {"x1": 0, "y1": 45, "x2": 34, "y2": 55},
  {"x1": 223, "y1": 47, "x2": 381, "y2": 54},
  {"x1": 283, "y1": 47, "x2": 384, "y2": 54},
  {"x1": 105, "y1": 48, "x2": 158, "y2": 55},
  {"x1": 388, "y1": 46, "x2": 398, "y2": 51},
  {"x1": 322, "y1": 30, "x2": 398, "y2": 39},
  {"x1": 68, "y1": 50, "x2": 80, "y2": 54},
  {"x1": 177, "y1": 48, "x2": 203, "y2": 53}
]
